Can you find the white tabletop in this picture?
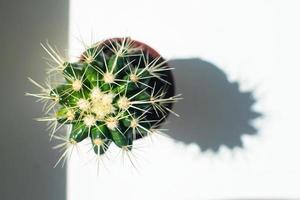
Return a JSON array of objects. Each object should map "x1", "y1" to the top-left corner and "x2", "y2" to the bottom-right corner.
[{"x1": 68, "y1": 0, "x2": 300, "y2": 199}]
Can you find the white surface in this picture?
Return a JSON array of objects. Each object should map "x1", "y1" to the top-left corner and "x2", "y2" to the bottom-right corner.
[{"x1": 68, "y1": 0, "x2": 300, "y2": 199}]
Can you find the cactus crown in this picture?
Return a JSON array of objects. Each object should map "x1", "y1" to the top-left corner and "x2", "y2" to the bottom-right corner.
[{"x1": 27, "y1": 37, "x2": 181, "y2": 166}]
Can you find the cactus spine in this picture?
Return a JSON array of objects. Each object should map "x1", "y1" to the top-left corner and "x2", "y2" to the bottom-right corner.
[{"x1": 27, "y1": 37, "x2": 181, "y2": 165}]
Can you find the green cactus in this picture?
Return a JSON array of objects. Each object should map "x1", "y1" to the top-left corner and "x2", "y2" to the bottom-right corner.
[{"x1": 27, "y1": 37, "x2": 181, "y2": 166}]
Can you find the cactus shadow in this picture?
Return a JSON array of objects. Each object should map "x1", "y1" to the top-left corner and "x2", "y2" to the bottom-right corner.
[{"x1": 165, "y1": 58, "x2": 262, "y2": 152}]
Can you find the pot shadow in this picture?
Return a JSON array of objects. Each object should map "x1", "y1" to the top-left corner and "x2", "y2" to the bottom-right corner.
[{"x1": 164, "y1": 58, "x2": 262, "y2": 152}]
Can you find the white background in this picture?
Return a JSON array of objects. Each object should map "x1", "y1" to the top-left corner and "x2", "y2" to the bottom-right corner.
[{"x1": 68, "y1": 0, "x2": 300, "y2": 199}]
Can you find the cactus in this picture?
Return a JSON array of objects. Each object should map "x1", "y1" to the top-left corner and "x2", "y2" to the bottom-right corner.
[{"x1": 27, "y1": 37, "x2": 181, "y2": 166}]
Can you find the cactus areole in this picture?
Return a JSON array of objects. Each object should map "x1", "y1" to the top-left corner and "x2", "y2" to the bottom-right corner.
[{"x1": 27, "y1": 37, "x2": 181, "y2": 163}]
